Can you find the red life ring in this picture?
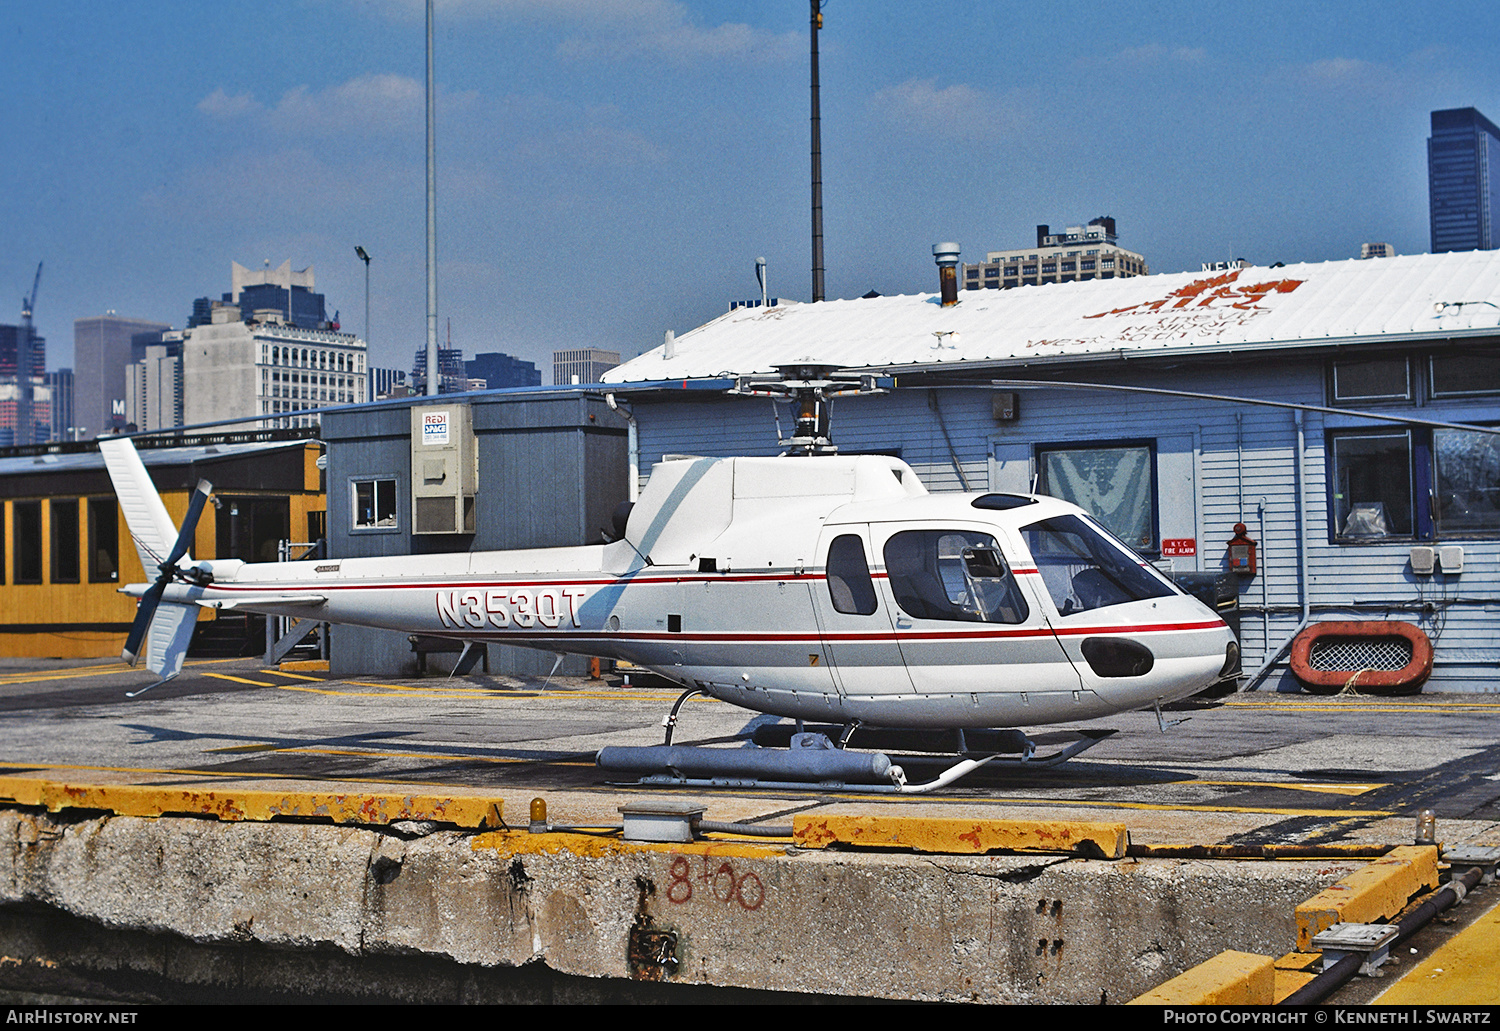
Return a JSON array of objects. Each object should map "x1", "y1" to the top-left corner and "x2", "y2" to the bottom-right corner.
[{"x1": 1289, "y1": 621, "x2": 1433, "y2": 696}]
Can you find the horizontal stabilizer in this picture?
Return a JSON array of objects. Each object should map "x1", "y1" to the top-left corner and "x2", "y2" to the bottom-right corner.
[{"x1": 198, "y1": 595, "x2": 327, "y2": 610}]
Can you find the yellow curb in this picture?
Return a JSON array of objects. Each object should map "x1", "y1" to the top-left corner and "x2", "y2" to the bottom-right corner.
[
  {"x1": 1272, "y1": 951, "x2": 1322, "y2": 1002},
  {"x1": 1129, "y1": 950, "x2": 1276, "y2": 1005},
  {"x1": 279, "y1": 659, "x2": 330, "y2": 671},
  {"x1": 791, "y1": 814, "x2": 1128, "y2": 857},
  {"x1": 0, "y1": 776, "x2": 503, "y2": 830},
  {"x1": 1295, "y1": 844, "x2": 1439, "y2": 951}
]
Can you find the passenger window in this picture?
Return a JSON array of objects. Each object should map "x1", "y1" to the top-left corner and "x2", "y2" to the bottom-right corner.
[
  {"x1": 882, "y1": 530, "x2": 1028, "y2": 624},
  {"x1": 826, "y1": 534, "x2": 878, "y2": 615}
]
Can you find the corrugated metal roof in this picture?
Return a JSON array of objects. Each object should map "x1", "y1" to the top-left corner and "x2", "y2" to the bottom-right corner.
[
  {"x1": 603, "y1": 251, "x2": 1500, "y2": 383},
  {"x1": 0, "y1": 439, "x2": 309, "y2": 479}
]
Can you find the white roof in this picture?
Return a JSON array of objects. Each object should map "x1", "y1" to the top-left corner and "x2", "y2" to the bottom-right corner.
[{"x1": 604, "y1": 251, "x2": 1500, "y2": 383}]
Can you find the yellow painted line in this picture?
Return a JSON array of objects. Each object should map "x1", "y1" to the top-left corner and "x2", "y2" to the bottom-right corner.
[
  {"x1": 261, "y1": 746, "x2": 594, "y2": 767},
  {"x1": 813, "y1": 791, "x2": 1393, "y2": 818},
  {"x1": 1374, "y1": 895, "x2": 1500, "y2": 1004},
  {"x1": 275, "y1": 683, "x2": 506, "y2": 699},
  {"x1": 0, "y1": 656, "x2": 246, "y2": 686},
  {"x1": 1296, "y1": 845, "x2": 1440, "y2": 952},
  {"x1": 203, "y1": 672, "x2": 278, "y2": 687},
  {"x1": 265, "y1": 670, "x2": 326, "y2": 682},
  {"x1": 1225, "y1": 698, "x2": 1500, "y2": 713},
  {"x1": 1130, "y1": 950, "x2": 1276, "y2": 1006},
  {"x1": 793, "y1": 814, "x2": 1128, "y2": 857},
  {"x1": 0, "y1": 760, "x2": 504, "y2": 794},
  {"x1": 1191, "y1": 779, "x2": 1387, "y2": 796},
  {"x1": 0, "y1": 774, "x2": 504, "y2": 830}
]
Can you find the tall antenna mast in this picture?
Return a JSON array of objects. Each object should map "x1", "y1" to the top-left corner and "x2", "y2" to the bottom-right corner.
[
  {"x1": 809, "y1": 1, "x2": 825, "y2": 303},
  {"x1": 425, "y1": 0, "x2": 439, "y2": 396}
]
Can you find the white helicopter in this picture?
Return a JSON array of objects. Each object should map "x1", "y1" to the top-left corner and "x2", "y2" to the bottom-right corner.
[{"x1": 100, "y1": 372, "x2": 1237, "y2": 793}]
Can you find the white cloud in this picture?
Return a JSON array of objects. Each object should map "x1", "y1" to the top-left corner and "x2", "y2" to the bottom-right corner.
[
  {"x1": 361, "y1": 0, "x2": 799, "y2": 64},
  {"x1": 870, "y1": 78, "x2": 1029, "y2": 141},
  {"x1": 197, "y1": 88, "x2": 262, "y2": 119},
  {"x1": 196, "y1": 75, "x2": 476, "y2": 136}
]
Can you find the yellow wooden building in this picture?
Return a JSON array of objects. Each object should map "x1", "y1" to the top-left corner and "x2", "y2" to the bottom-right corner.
[{"x1": 0, "y1": 432, "x2": 325, "y2": 659}]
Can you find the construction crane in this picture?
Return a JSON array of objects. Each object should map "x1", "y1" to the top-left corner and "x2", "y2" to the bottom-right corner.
[{"x1": 14, "y1": 262, "x2": 43, "y2": 445}]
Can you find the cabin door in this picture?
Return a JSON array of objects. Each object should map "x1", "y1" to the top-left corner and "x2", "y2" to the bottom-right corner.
[{"x1": 812, "y1": 528, "x2": 915, "y2": 697}]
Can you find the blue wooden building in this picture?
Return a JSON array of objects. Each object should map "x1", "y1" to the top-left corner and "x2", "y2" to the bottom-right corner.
[{"x1": 602, "y1": 251, "x2": 1500, "y2": 693}]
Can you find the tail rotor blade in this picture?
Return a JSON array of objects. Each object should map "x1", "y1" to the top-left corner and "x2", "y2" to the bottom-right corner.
[
  {"x1": 122, "y1": 577, "x2": 169, "y2": 666},
  {"x1": 161, "y1": 479, "x2": 213, "y2": 572}
]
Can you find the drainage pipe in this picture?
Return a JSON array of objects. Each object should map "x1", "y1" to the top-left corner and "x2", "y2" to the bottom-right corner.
[
  {"x1": 1279, "y1": 864, "x2": 1486, "y2": 1007},
  {"x1": 604, "y1": 393, "x2": 639, "y2": 502}
]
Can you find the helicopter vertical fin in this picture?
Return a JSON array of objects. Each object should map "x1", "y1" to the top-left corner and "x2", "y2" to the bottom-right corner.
[{"x1": 98, "y1": 437, "x2": 184, "y2": 573}]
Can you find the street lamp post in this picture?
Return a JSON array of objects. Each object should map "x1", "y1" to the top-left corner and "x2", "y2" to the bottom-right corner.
[{"x1": 355, "y1": 245, "x2": 371, "y2": 401}]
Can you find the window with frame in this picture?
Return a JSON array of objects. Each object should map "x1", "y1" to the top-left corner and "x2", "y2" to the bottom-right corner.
[
  {"x1": 12, "y1": 501, "x2": 43, "y2": 584},
  {"x1": 882, "y1": 530, "x2": 1028, "y2": 624},
  {"x1": 50, "y1": 499, "x2": 80, "y2": 583},
  {"x1": 1429, "y1": 352, "x2": 1500, "y2": 399},
  {"x1": 1329, "y1": 431, "x2": 1414, "y2": 538},
  {"x1": 1328, "y1": 356, "x2": 1413, "y2": 405},
  {"x1": 1433, "y1": 428, "x2": 1500, "y2": 535},
  {"x1": 88, "y1": 498, "x2": 119, "y2": 582},
  {"x1": 352, "y1": 477, "x2": 399, "y2": 531},
  {"x1": 825, "y1": 534, "x2": 878, "y2": 615},
  {"x1": 1036, "y1": 443, "x2": 1156, "y2": 551}
]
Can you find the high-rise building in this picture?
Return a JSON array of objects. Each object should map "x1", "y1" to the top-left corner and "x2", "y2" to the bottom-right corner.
[
  {"x1": 0, "y1": 322, "x2": 46, "y2": 445},
  {"x1": 1360, "y1": 242, "x2": 1396, "y2": 260},
  {"x1": 962, "y1": 217, "x2": 1148, "y2": 291},
  {"x1": 553, "y1": 348, "x2": 620, "y2": 386},
  {"x1": 129, "y1": 307, "x2": 367, "y2": 431},
  {"x1": 74, "y1": 314, "x2": 171, "y2": 437},
  {"x1": 46, "y1": 369, "x2": 74, "y2": 441},
  {"x1": 411, "y1": 347, "x2": 468, "y2": 394},
  {"x1": 1428, "y1": 108, "x2": 1500, "y2": 253},
  {"x1": 466, "y1": 352, "x2": 540, "y2": 390},
  {"x1": 187, "y1": 261, "x2": 333, "y2": 332}
]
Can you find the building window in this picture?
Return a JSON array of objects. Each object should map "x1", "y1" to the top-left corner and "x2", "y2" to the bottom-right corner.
[
  {"x1": 89, "y1": 498, "x2": 119, "y2": 582},
  {"x1": 12, "y1": 501, "x2": 43, "y2": 583},
  {"x1": 1329, "y1": 357, "x2": 1412, "y2": 404},
  {"x1": 51, "y1": 499, "x2": 80, "y2": 583},
  {"x1": 1429, "y1": 351, "x2": 1500, "y2": 399},
  {"x1": 1329, "y1": 431, "x2": 1414, "y2": 538},
  {"x1": 1433, "y1": 429, "x2": 1500, "y2": 535},
  {"x1": 352, "y1": 477, "x2": 399, "y2": 532},
  {"x1": 1036, "y1": 443, "x2": 1156, "y2": 551},
  {"x1": 984, "y1": 267, "x2": 999, "y2": 279}
]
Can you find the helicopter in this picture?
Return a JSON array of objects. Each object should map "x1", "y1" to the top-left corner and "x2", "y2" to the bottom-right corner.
[{"x1": 99, "y1": 374, "x2": 1237, "y2": 794}]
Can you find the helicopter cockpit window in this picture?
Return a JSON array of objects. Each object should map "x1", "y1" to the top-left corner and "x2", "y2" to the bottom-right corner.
[
  {"x1": 1021, "y1": 514, "x2": 1175, "y2": 616},
  {"x1": 826, "y1": 534, "x2": 878, "y2": 615},
  {"x1": 882, "y1": 530, "x2": 1028, "y2": 624}
]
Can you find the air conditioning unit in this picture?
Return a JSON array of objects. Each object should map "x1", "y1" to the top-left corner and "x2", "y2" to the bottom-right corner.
[{"x1": 410, "y1": 403, "x2": 477, "y2": 534}]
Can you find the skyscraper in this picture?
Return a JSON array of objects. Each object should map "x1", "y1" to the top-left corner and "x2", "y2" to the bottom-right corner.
[
  {"x1": 74, "y1": 315, "x2": 171, "y2": 437},
  {"x1": 1428, "y1": 108, "x2": 1500, "y2": 253}
]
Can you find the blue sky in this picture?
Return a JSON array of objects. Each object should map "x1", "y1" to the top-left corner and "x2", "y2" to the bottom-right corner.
[{"x1": 3, "y1": 0, "x2": 1497, "y2": 376}]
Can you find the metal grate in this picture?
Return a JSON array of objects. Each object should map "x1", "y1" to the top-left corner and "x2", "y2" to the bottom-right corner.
[{"x1": 1308, "y1": 636, "x2": 1412, "y2": 672}]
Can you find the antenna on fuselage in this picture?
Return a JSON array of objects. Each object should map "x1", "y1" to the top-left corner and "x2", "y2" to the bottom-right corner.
[{"x1": 729, "y1": 362, "x2": 886, "y2": 455}]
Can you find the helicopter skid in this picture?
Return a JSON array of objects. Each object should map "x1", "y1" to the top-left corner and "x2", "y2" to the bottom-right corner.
[{"x1": 595, "y1": 727, "x2": 1113, "y2": 793}]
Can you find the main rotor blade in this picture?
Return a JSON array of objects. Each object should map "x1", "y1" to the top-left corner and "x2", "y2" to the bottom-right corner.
[
  {"x1": 161, "y1": 479, "x2": 212, "y2": 572},
  {"x1": 122, "y1": 576, "x2": 169, "y2": 666}
]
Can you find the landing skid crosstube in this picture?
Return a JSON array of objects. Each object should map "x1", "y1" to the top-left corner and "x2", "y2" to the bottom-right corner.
[{"x1": 595, "y1": 724, "x2": 1115, "y2": 794}]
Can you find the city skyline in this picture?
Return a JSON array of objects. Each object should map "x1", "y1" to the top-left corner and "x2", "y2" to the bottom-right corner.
[{"x1": 4, "y1": 1, "x2": 1497, "y2": 380}]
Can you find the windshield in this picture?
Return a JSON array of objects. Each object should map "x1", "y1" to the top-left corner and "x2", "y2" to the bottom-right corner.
[{"x1": 1021, "y1": 514, "x2": 1175, "y2": 616}]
